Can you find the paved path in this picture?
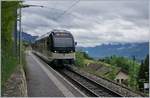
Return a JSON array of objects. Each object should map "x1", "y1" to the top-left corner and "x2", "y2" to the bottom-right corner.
[{"x1": 25, "y1": 51, "x2": 85, "y2": 97}]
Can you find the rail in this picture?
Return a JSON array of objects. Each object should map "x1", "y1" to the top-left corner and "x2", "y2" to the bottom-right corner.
[
  {"x1": 33, "y1": 52, "x2": 145, "y2": 97},
  {"x1": 69, "y1": 65, "x2": 145, "y2": 97},
  {"x1": 57, "y1": 67, "x2": 123, "y2": 97}
]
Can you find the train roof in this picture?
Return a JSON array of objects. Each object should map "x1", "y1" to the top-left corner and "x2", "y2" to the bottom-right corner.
[
  {"x1": 35, "y1": 29, "x2": 71, "y2": 41},
  {"x1": 52, "y1": 29, "x2": 70, "y2": 33},
  {"x1": 36, "y1": 32, "x2": 51, "y2": 41}
]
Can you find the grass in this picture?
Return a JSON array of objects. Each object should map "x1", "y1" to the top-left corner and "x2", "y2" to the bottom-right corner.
[
  {"x1": 1, "y1": 47, "x2": 27, "y2": 95},
  {"x1": 1, "y1": 54, "x2": 18, "y2": 90},
  {"x1": 84, "y1": 59, "x2": 112, "y2": 66},
  {"x1": 97, "y1": 61, "x2": 112, "y2": 67},
  {"x1": 84, "y1": 59, "x2": 95, "y2": 64},
  {"x1": 80, "y1": 58, "x2": 119, "y2": 80}
]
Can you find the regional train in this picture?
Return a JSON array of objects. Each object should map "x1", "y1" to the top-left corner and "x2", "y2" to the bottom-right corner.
[{"x1": 32, "y1": 29, "x2": 76, "y2": 65}]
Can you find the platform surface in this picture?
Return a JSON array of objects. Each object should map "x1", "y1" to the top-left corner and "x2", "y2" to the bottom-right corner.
[{"x1": 25, "y1": 51, "x2": 85, "y2": 97}]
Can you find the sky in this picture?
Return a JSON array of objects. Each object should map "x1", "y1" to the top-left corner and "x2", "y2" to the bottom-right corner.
[{"x1": 22, "y1": 0, "x2": 149, "y2": 47}]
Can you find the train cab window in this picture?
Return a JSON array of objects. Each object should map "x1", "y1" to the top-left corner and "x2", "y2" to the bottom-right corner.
[
  {"x1": 53, "y1": 37, "x2": 73, "y2": 47},
  {"x1": 54, "y1": 32, "x2": 71, "y2": 37}
]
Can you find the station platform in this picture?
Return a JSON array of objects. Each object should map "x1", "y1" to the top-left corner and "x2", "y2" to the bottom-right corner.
[{"x1": 25, "y1": 51, "x2": 86, "y2": 97}]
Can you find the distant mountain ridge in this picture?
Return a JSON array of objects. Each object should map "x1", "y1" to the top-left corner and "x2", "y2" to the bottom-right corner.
[
  {"x1": 22, "y1": 32, "x2": 149, "y2": 60},
  {"x1": 21, "y1": 32, "x2": 38, "y2": 43},
  {"x1": 76, "y1": 42, "x2": 149, "y2": 60}
]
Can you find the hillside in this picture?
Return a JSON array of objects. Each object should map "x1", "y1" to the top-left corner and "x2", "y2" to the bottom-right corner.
[
  {"x1": 21, "y1": 32, "x2": 38, "y2": 43},
  {"x1": 75, "y1": 51, "x2": 141, "y2": 88},
  {"x1": 75, "y1": 52, "x2": 120, "y2": 80},
  {"x1": 76, "y1": 42, "x2": 149, "y2": 60}
]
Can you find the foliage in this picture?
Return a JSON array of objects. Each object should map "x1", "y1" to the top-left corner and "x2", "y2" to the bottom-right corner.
[
  {"x1": 107, "y1": 66, "x2": 118, "y2": 80},
  {"x1": 75, "y1": 51, "x2": 93, "y2": 67},
  {"x1": 1, "y1": 1, "x2": 21, "y2": 87},
  {"x1": 101, "y1": 55, "x2": 141, "y2": 89},
  {"x1": 82, "y1": 52, "x2": 93, "y2": 60},
  {"x1": 128, "y1": 57, "x2": 140, "y2": 90},
  {"x1": 75, "y1": 52, "x2": 85, "y2": 67},
  {"x1": 101, "y1": 55, "x2": 131, "y2": 71},
  {"x1": 144, "y1": 54, "x2": 149, "y2": 82},
  {"x1": 137, "y1": 54, "x2": 149, "y2": 91},
  {"x1": 75, "y1": 52, "x2": 118, "y2": 80}
]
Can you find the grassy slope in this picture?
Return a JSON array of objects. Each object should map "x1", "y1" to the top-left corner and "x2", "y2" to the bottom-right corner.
[
  {"x1": 75, "y1": 52, "x2": 141, "y2": 90},
  {"x1": 82, "y1": 59, "x2": 120, "y2": 80}
]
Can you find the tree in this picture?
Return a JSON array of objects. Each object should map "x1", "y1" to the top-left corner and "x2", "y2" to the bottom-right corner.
[
  {"x1": 128, "y1": 57, "x2": 139, "y2": 90},
  {"x1": 144, "y1": 54, "x2": 149, "y2": 82},
  {"x1": 138, "y1": 60, "x2": 145, "y2": 91},
  {"x1": 137, "y1": 54, "x2": 149, "y2": 91},
  {"x1": 82, "y1": 52, "x2": 93, "y2": 60},
  {"x1": 102, "y1": 55, "x2": 140, "y2": 89},
  {"x1": 103, "y1": 55, "x2": 130, "y2": 71},
  {"x1": 75, "y1": 52, "x2": 85, "y2": 67},
  {"x1": 108, "y1": 66, "x2": 116, "y2": 80}
]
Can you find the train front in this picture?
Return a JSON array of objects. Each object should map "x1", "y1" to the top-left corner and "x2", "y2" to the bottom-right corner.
[{"x1": 50, "y1": 31, "x2": 76, "y2": 64}]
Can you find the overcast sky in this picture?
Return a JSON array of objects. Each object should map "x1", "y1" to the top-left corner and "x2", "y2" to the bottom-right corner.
[{"x1": 22, "y1": 0, "x2": 149, "y2": 47}]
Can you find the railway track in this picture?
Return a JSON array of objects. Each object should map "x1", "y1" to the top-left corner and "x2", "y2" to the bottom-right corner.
[
  {"x1": 34, "y1": 53, "x2": 125, "y2": 97},
  {"x1": 58, "y1": 68, "x2": 122, "y2": 97},
  {"x1": 33, "y1": 52, "x2": 144, "y2": 97}
]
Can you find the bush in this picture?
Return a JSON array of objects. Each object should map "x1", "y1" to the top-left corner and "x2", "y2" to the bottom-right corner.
[
  {"x1": 102, "y1": 55, "x2": 141, "y2": 90},
  {"x1": 75, "y1": 52, "x2": 85, "y2": 67}
]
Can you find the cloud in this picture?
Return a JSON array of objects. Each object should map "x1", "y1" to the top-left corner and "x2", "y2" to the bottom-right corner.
[{"x1": 22, "y1": 0, "x2": 149, "y2": 47}]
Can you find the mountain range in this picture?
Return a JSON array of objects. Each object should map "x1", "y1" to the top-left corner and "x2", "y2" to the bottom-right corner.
[
  {"x1": 76, "y1": 42, "x2": 149, "y2": 60},
  {"x1": 21, "y1": 32, "x2": 38, "y2": 43},
  {"x1": 22, "y1": 32, "x2": 149, "y2": 60}
]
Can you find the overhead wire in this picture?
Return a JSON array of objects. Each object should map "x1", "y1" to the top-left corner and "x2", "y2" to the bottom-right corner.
[
  {"x1": 52, "y1": 0, "x2": 101, "y2": 30},
  {"x1": 41, "y1": 0, "x2": 99, "y2": 33},
  {"x1": 54, "y1": 0, "x2": 80, "y2": 21}
]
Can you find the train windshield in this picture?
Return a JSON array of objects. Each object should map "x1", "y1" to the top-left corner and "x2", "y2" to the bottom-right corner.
[{"x1": 54, "y1": 37, "x2": 73, "y2": 47}]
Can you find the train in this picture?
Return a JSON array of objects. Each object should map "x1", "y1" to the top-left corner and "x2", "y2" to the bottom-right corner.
[{"x1": 32, "y1": 29, "x2": 76, "y2": 66}]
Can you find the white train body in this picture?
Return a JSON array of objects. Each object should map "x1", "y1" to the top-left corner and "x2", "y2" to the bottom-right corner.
[{"x1": 32, "y1": 29, "x2": 76, "y2": 65}]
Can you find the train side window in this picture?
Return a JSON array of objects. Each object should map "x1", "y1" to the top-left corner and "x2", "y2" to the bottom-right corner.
[
  {"x1": 47, "y1": 37, "x2": 51, "y2": 50},
  {"x1": 47, "y1": 40, "x2": 49, "y2": 50}
]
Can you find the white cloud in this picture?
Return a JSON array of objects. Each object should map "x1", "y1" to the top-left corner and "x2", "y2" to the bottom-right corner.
[{"x1": 22, "y1": 0, "x2": 149, "y2": 47}]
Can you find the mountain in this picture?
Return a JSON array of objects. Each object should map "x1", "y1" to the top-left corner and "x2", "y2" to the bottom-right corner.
[
  {"x1": 76, "y1": 42, "x2": 149, "y2": 60},
  {"x1": 21, "y1": 32, "x2": 38, "y2": 43},
  {"x1": 21, "y1": 32, "x2": 149, "y2": 60}
]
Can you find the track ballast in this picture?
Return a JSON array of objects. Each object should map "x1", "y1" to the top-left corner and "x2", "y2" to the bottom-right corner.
[{"x1": 58, "y1": 67, "x2": 122, "y2": 97}]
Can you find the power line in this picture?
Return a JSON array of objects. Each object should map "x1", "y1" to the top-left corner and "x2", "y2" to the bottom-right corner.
[
  {"x1": 44, "y1": 0, "x2": 99, "y2": 30},
  {"x1": 54, "y1": 0, "x2": 80, "y2": 21},
  {"x1": 55, "y1": 11, "x2": 102, "y2": 30},
  {"x1": 49, "y1": 1, "x2": 102, "y2": 29}
]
